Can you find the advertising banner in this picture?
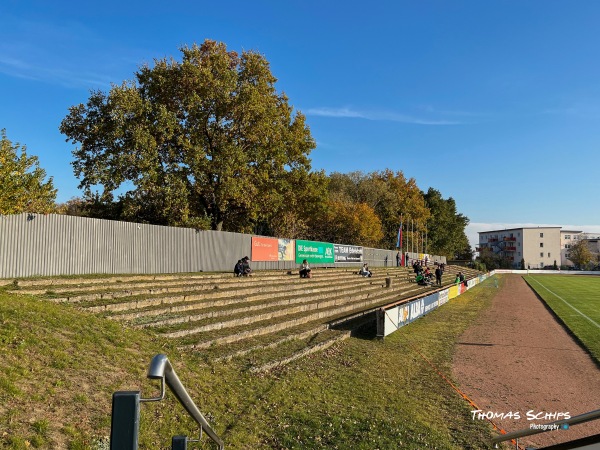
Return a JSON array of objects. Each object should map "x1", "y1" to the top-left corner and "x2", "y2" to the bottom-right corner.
[
  {"x1": 278, "y1": 239, "x2": 295, "y2": 261},
  {"x1": 448, "y1": 284, "x2": 459, "y2": 300},
  {"x1": 252, "y1": 237, "x2": 296, "y2": 261},
  {"x1": 379, "y1": 272, "x2": 495, "y2": 337},
  {"x1": 438, "y1": 288, "x2": 449, "y2": 306},
  {"x1": 296, "y1": 240, "x2": 335, "y2": 264},
  {"x1": 334, "y1": 244, "x2": 363, "y2": 262},
  {"x1": 252, "y1": 237, "x2": 279, "y2": 261}
]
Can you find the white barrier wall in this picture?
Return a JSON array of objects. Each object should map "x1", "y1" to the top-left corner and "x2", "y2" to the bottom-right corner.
[{"x1": 377, "y1": 272, "x2": 494, "y2": 338}]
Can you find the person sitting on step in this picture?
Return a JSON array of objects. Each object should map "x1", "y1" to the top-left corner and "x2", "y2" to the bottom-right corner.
[
  {"x1": 299, "y1": 259, "x2": 312, "y2": 278},
  {"x1": 359, "y1": 263, "x2": 372, "y2": 277}
]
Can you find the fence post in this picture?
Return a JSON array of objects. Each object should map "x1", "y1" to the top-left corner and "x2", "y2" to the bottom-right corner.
[
  {"x1": 110, "y1": 391, "x2": 141, "y2": 450},
  {"x1": 171, "y1": 436, "x2": 188, "y2": 450}
]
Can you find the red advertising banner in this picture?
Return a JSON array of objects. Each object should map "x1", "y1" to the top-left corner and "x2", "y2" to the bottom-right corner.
[{"x1": 252, "y1": 237, "x2": 279, "y2": 261}]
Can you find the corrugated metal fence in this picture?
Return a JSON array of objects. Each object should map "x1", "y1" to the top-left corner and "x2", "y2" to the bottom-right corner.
[{"x1": 0, "y1": 213, "x2": 444, "y2": 278}]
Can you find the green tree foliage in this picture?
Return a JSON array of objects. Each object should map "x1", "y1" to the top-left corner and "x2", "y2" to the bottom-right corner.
[
  {"x1": 476, "y1": 247, "x2": 512, "y2": 270},
  {"x1": 60, "y1": 40, "x2": 316, "y2": 231},
  {"x1": 423, "y1": 188, "x2": 471, "y2": 259},
  {"x1": 326, "y1": 170, "x2": 430, "y2": 249},
  {"x1": 266, "y1": 169, "x2": 329, "y2": 239},
  {"x1": 0, "y1": 129, "x2": 56, "y2": 215},
  {"x1": 568, "y1": 238, "x2": 594, "y2": 269}
]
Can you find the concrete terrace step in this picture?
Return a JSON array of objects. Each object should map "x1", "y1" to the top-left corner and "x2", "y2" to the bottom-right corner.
[
  {"x1": 28, "y1": 269, "x2": 400, "y2": 303},
  {"x1": 127, "y1": 281, "x2": 387, "y2": 328},
  {"x1": 10, "y1": 268, "x2": 412, "y2": 295},
  {"x1": 11, "y1": 266, "x2": 477, "y2": 370},
  {"x1": 83, "y1": 273, "x2": 392, "y2": 314},
  {"x1": 211, "y1": 325, "x2": 333, "y2": 363},
  {"x1": 173, "y1": 282, "x2": 427, "y2": 348},
  {"x1": 9, "y1": 272, "x2": 228, "y2": 288},
  {"x1": 248, "y1": 329, "x2": 352, "y2": 373},
  {"x1": 142, "y1": 284, "x2": 392, "y2": 334},
  {"x1": 38, "y1": 272, "x2": 380, "y2": 309}
]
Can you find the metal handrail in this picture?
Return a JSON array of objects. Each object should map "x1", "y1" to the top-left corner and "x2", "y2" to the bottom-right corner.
[
  {"x1": 492, "y1": 408, "x2": 600, "y2": 445},
  {"x1": 147, "y1": 354, "x2": 225, "y2": 450}
]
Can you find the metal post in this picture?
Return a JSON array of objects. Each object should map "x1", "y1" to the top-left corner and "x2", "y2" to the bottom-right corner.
[
  {"x1": 110, "y1": 391, "x2": 141, "y2": 450},
  {"x1": 172, "y1": 436, "x2": 188, "y2": 450}
]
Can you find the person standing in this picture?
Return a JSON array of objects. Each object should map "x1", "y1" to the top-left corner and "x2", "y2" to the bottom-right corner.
[
  {"x1": 435, "y1": 266, "x2": 442, "y2": 286},
  {"x1": 396, "y1": 252, "x2": 401, "y2": 267}
]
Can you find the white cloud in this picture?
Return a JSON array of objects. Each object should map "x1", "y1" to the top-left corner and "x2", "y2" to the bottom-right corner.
[{"x1": 304, "y1": 106, "x2": 462, "y2": 125}]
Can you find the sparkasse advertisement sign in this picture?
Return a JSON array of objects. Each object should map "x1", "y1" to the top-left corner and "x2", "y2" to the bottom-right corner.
[{"x1": 295, "y1": 240, "x2": 335, "y2": 264}]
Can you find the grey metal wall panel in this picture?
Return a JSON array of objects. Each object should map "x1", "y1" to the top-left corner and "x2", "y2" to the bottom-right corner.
[{"x1": 0, "y1": 213, "x2": 446, "y2": 278}]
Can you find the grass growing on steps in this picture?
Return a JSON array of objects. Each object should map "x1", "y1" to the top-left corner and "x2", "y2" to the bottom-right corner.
[{"x1": 0, "y1": 275, "x2": 504, "y2": 449}]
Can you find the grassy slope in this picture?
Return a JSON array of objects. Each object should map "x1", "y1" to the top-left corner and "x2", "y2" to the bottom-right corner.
[
  {"x1": 1, "y1": 276, "x2": 504, "y2": 450},
  {"x1": 523, "y1": 274, "x2": 600, "y2": 364}
]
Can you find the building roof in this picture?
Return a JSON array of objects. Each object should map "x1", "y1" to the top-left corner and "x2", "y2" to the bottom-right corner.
[{"x1": 478, "y1": 226, "x2": 562, "y2": 234}]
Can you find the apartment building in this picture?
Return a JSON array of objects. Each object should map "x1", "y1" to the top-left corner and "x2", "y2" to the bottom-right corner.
[{"x1": 477, "y1": 227, "x2": 562, "y2": 269}]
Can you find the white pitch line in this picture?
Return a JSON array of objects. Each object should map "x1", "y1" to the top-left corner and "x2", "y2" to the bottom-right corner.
[{"x1": 528, "y1": 277, "x2": 600, "y2": 329}]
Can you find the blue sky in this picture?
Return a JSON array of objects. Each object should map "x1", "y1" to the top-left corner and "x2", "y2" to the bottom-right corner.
[{"x1": 1, "y1": 0, "x2": 599, "y2": 247}]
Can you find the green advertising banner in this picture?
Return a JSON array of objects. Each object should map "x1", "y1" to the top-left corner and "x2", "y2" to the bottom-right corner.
[{"x1": 295, "y1": 240, "x2": 335, "y2": 264}]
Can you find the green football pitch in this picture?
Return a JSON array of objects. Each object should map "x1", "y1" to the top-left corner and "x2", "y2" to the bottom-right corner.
[{"x1": 524, "y1": 274, "x2": 600, "y2": 363}]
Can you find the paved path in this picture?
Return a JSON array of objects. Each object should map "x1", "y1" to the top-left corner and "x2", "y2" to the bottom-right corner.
[{"x1": 453, "y1": 274, "x2": 600, "y2": 448}]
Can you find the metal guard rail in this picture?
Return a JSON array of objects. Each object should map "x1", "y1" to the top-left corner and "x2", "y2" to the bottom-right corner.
[
  {"x1": 492, "y1": 408, "x2": 600, "y2": 445},
  {"x1": 147, "y1": 354, "x2": 224, "y2": 450}
]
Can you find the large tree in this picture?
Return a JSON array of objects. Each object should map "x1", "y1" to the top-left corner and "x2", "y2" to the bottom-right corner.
[
  {"x1": 568, "y1": 238, "x2": 595, "y2": 269},
  {"x1": 0, "y1": 129, "x2": 56, "y2": 214},
  {"x1": 60, "y1": 40, "x2": 316, "y2": 231},
  {"x1": 423, "y1": 188, "x2": 471, "y2": 259},
  {"x1": 326, "y1": 170, "x2": 430, "y2": 249}
]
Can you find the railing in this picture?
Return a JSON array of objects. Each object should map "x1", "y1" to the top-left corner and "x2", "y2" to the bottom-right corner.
[
  {"x1": 110, "y1": 354, "x2": 224, "y2": 450},
  {"x1": 492, "y1": 407, "x2": 600, "y2": 447}
]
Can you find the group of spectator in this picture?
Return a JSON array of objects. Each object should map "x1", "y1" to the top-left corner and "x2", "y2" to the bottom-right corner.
[
  {"x1": 234, "y1": 256, "x2": 252, "y2": 277},
  {"x1": 237, "y1": 255, "x2": 457, "y2": 287},
  {"x1": 455, "y1": 271, "x2": 467, "y2": 287},
  {"x1": 413, "y1": 260, "x2": 445, "y2": 287}
]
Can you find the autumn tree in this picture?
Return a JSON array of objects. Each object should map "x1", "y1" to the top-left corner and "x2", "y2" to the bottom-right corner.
[
  {"x1": 568, "y1": 238, "x2": 594, "y2": 269},
  {"x1": 313, "y1": 196, "x2": 383, "y2": 247},
  {"x1": 423, "y1": 188, "x2": 471, "y2": 259},
  {"x1": 60, "y1": 40, "x2": 316, "y2": 231},
  {"x1": 328, "y1": 170, "x2": 429, "y2": 250},
  {"x1": 0, "y1": 129, "x2": 56, "y2": 215}
]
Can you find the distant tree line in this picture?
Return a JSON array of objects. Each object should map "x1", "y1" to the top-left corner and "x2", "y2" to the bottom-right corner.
[{"x1": 2, "y1": 39, "x2": 473, "y2": 260}]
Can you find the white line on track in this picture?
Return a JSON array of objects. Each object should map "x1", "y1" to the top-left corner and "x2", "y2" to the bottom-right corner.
[{"x1": 528, "y1": 277, "x2": 600, "y2": 329}]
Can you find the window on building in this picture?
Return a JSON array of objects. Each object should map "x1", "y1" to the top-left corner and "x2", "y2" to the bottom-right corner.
[
  {"x1": 540, "y1": 252, "x2": 544, "y2": 257},
  {"x1": 548, "y1": 253, "x2": 551, "y2": 257},
  {"x1": 540, "y1": 243, "x2": 544, "y2": 248},
  {"x1": 518, "y1": 252, "x2": 521, "y2": 256},
  {"x1": 566, "y1": 253, "x2": 570, "y2": 258},
  {"x1": 565, "y1": 235, "x2": 571, "y2": 240},
  {"x1": 518, "y1": 242, "x2": 520, "y2": 246},
  {"x1": 565, "y1": 244, "x2": 571, "y2": 249},
  {"x1": 540, "y1": 232, "x2": 544, "y2": 238}
]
